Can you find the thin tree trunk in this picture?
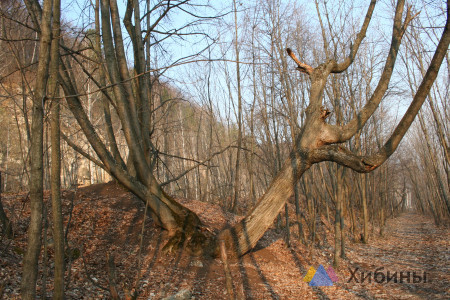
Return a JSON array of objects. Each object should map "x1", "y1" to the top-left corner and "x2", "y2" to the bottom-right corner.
[
  {"x1": 284, "y1": 203, "x2": 291, "y2": 247},
  {"x1": 333, "y1": 199, "x2": 340, "y2": 268},
  {"x1": 361, "y1": 174, "x2": 369, "y2": 243},
  {"x1": 50, "y1": 73, "x2": 65, "y2": 296},
  {"x1": 418, "y1": 113, "x2": 450, "y2": 215},
  {"x1": 49, "y1": 0, "x2": 64, "y2": 292},
  {"x1": 231, "y1": 0, "x2": 243, "y2": 213},
  {"x1": 340, "y1": 177, "x2": 346, "y2": 258},
  {"x1": 22, "y1": 0, "x2": 53, "y2": 297},
  {"x1": 294, "y1": 182, "x2": 306, "y2": 244},
  {"x1": 0, "y1": 172, "x2": 12, "y2": 238},
  {"x1": 333, "y1": 165, "x2": 343, "y2": 267}
]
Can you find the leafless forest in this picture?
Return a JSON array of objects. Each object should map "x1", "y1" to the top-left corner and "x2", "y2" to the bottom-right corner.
[{"x1": 0, "y1": 0, "x2": 449, "y2": 298}]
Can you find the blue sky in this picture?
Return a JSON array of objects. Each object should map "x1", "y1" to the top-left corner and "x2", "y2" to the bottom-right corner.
[{"x1": 58, "y1": 0, "x2": 448, "y2": 128}]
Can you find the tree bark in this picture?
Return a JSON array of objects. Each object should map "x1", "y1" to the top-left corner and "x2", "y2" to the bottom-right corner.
[
  {"x1": 219, "y1": 141, "x2": 312, "y2": 255},
  {"x1": 361, "y1": 174, "x2": 369, "y2": 243}
]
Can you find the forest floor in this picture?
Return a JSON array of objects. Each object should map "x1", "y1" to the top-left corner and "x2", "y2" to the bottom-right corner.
[{"x1": 0, "y1": 182, "x2": 449, "y2": 299}]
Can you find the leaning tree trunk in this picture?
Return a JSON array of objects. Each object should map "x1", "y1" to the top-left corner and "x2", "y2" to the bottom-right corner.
[{"x1": 219, "y1": 0, "x2": 449, "y2": 257}]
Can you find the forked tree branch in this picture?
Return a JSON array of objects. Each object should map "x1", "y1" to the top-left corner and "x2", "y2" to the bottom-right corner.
[{"x1": 315, "y1": 13, "x2": 449, "y2": 173}]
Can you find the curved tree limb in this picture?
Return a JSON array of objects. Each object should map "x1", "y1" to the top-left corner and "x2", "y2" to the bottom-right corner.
[
  {"x1": 330, "y1": 0, "x2": 376, "y2": 73},
  {"x1": 311, "y1": 145, "x2": 372, "y2": 173},
  {"x1": 362, "y1": 13, "x2": 450, "y2": 169}
]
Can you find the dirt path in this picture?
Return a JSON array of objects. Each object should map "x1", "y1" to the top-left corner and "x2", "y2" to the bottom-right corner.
[
  {"x1": 339, "y1": 213, "x2": 449, "y2": 299},
  {"x1": 190, "y1": 212, "x2": 450, "y2": 300}
]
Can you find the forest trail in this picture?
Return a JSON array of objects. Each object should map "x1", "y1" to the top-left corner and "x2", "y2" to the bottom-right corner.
[
  {"x1": 340, "y1": 213, "x2": 449, "y2": 299},
  {"x1": 1, "y1": 184, "x2": 449, "y2": 299},
  {"x1": 233, "y1": 212, "x2": 450, "y2": 299}
]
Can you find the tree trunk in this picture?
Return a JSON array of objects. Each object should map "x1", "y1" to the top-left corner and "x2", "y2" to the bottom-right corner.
[
  {"x1": 294, "y1": 183, "x2": 306, "y2": 244},
  {"x1": 333, "y1": 201, "x2": 340, "y2": 268},
  {"x1": 50, "y1": 94, "x2": 65, "y2": 299},
  {"x1": 49, "y1": 0, "x2": 64, "y2": 294},
  {"x1": 0, "y1": 172, "x2": 12, "y2": 238},
  {"x1": 340, "y1": 182, "x2": 346, "y2": 258},
  {"x1": 231, "y1": 0, "x2": 243, "y2": 213},
  {"x1": 22, "y1": 0, "x2": 53, "y2": 297},
  {"x1": 284, "y1": 203, "x2": 291, "y2": 247},
  {"x1": 361, "y1": 174, "x2": 369, "y2": 243},
  {"x1": 219, "y1": 134, "x2": 312, "y2": 255}
]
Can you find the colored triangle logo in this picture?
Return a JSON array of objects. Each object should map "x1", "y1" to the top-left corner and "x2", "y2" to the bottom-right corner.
[
  {"x1": 309, "y1": 265, "x2": 333, "y2": 286},
  {"x1": 303, "y1": 266, "x2": 316, "y2": 282},
  {"x1": 326, "y1": 266, "x2": 339, "y2": 282}
]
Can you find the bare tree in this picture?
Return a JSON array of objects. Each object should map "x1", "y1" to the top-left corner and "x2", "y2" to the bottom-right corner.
[{"x1": 219, "y1": 0, "x2": 449, "y2": 256}]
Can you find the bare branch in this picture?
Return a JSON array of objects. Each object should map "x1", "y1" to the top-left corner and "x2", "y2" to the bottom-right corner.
[
  {"x1": 331, "y1": 0, "x2": 376, "y2": 73},
  {"x1": 161, "y1": 144, "x2": 234, "y2": 186},
  {"x1": 142, "y1": 0, "x2": 189, "y2": 44},
  {"x1": 363, "y1": 14, "x2": 450, "y2": 169},
  {"x1": 328, "y1": 0, "x2": 413, "y2": 143},
  {"x1": 311, "y1": 145, "x2": 371, "y2": 173},
  {"x1": 317, "y1": 15, "x2": 449, "y2": 173},
  {"x1": 286, "y1": 48, "x2": 313, "y2": 75},
  {"x1": 61, "y1": 132, "x2": 106, "y2": 170}
]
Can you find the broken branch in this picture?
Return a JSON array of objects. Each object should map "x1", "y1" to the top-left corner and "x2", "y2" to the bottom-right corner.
[{"x1": 286, "y1": 48, "x2": 313, "y2": 75}]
